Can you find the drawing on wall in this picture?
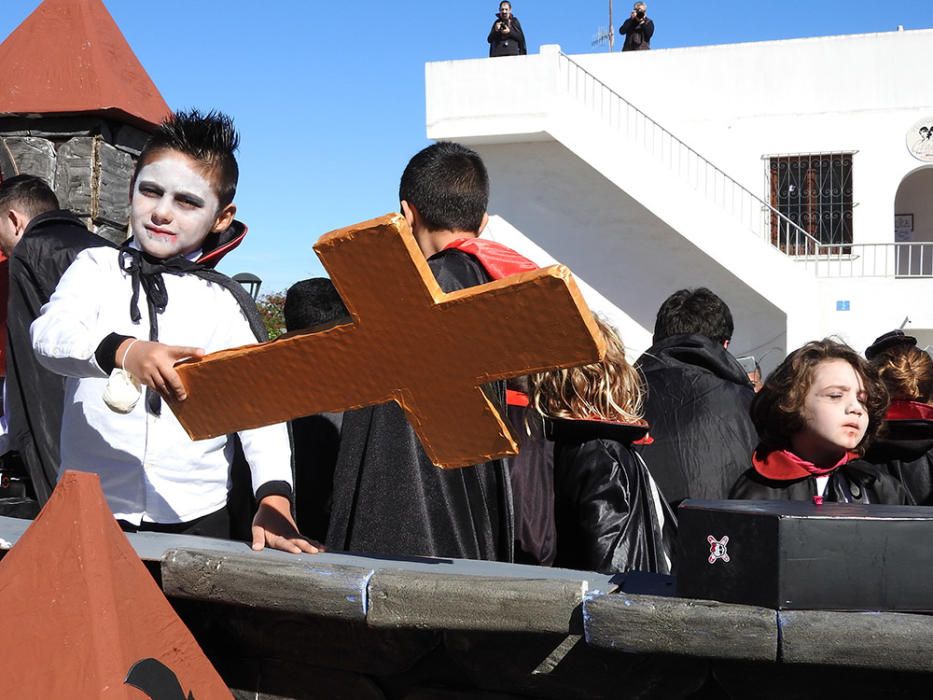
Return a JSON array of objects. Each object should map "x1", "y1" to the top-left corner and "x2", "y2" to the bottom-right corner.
[{"x1": 907, "y1": 118, "x2": 933, "y2": 161}]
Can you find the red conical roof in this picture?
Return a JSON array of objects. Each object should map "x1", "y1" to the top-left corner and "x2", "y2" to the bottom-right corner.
[
  {"x1": 0, "y1": 0, "x2": 170, "y2": 130},
  {"x1": 0, "y1": 471, "x2": 229, "y2": 698}
]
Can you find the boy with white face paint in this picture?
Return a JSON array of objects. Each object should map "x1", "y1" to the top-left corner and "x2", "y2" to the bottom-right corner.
[{"x1": 31, "y1": 110, "x2": 320, "y2": 554}]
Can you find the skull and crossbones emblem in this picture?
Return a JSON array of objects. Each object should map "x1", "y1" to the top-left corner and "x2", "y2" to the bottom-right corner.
[{"x1": 707, "y1": 535, "x2": 730, "y2": 564}]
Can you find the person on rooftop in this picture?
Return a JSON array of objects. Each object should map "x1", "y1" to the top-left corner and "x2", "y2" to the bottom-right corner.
[
  {"x1": 620, "y1": 2, "x2": 654, "y2": 51},
  {"x1": 488, "y1": 1, "x2": 527, "y2": 58}
]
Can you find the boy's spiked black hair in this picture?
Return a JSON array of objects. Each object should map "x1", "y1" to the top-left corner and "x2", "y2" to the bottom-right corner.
[{"x1": 134, "y1": 109, "x2": 240, "y2": 208}]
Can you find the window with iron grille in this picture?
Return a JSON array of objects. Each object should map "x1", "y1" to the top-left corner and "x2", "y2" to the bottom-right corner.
[{"x1": 767, "y1": 153, "x2": 854, "y2": 253}]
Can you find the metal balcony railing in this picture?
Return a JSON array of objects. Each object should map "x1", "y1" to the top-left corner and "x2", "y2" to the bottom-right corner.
[{"x1": 555, "y1": 52, "x2": 929, "y2": 279}]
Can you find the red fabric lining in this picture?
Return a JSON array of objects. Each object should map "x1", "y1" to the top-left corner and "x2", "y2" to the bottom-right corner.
[
  {"x1": 886, "y1": 400, "x2": 933, "y2": 422},
  {"x1": 753, "y1": 449, "x2": 857, "y2": 481},
  {"x1": 506, "y1": 389, "x2": 529, "y2": 407},
  {"x1": 443, "y1": 237, "x2": 538, "y2": 280}
]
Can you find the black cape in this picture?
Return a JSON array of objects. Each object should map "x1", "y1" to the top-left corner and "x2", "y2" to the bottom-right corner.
[
  {"x1": 508, "y1": 402, "x2": 556, "y2": 566},
  {"x1": 292, "y1": 411, "x2": 342, "y2": 542},
  {"x1": 5, "y1": 211, "x2": 113, "y2": 503},
  {"x1": 730, "y1": 457, "x2": 912, "y2": 505},
  {"x1": 326, "y1": 248, "x2": 513, "y2": 561},
  {"x1": 635, "y1": 333, "x2": 758, "y2": 506},
  {"x1": 547, "y1": 417, "x2": 677, "y2": 575},
  {"x1": 863, "y1": 415, "x2": 933, "y2": 506}
]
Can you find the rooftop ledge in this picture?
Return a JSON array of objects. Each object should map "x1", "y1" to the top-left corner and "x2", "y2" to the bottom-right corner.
[{"x1": 517, "y1": 27, "x2": 933, "y2": 60}]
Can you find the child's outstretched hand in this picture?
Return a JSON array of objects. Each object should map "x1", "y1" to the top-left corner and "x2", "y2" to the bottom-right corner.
[
  {"x1": 117, "y1": 338, "x2": 204, "y2": 401},
  {"x1": 251, "y1": 494, "x2": 324, "y2": 554}
]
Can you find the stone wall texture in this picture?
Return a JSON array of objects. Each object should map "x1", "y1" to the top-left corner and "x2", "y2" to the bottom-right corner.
[{"x1": 0, "y1": 117, "x2": 150, "y2": 244}]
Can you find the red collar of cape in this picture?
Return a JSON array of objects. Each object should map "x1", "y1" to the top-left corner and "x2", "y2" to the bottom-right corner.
[
  {"x1": 886, "y1": 400, "x2": 933, "y2": 422},
  {"x1": 753, "y1": 448, "x2": 859, "y2": 481},
  {"x1": 442, "y1": 237, "x2": 538, "y2": 280},
  {"x1": 195, "y1": 220, "x2": 248, "y2": 269}
]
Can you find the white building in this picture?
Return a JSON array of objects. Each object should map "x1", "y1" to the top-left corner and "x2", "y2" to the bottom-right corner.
[{"x1": 426, "y1": 29, "x2": 933, "y2": 371}]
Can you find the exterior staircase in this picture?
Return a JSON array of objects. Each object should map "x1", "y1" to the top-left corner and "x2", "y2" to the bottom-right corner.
[{"x1": 427, "y1": 47, "x2": 825, "y2": 358}]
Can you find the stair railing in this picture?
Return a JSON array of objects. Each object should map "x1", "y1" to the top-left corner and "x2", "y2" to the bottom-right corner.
[{"x1": 556, "y1": 52, "x2": 826, "y2": 262}]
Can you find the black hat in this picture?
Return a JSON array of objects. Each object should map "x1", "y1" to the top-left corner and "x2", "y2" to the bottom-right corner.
[{"x1": 865, "y1": 329, "x2": 917, "y2": 360}]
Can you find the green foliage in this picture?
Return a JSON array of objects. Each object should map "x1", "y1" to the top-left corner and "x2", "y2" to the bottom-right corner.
[{"x1": 256, "y1": 290, "x2": 287, "y2": 340}]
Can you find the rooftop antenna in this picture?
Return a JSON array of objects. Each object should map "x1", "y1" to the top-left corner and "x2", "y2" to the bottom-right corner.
[{"x1": 592, "y1": 0, "x2": 615, "y2": 51}]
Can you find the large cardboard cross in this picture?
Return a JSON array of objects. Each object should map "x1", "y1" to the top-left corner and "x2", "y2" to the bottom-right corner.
[{"x1": 171, "y1": 214, "x2": 606, "y2": 468}]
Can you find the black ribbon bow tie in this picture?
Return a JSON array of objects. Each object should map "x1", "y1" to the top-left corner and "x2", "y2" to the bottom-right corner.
[{"x1": 119, "y1": 244, "x2": 205, "y2": 416}]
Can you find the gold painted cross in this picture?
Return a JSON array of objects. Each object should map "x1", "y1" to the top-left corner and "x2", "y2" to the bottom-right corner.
[{"x1": 171, "y1": 214, "x2": 605, "y2": 468}]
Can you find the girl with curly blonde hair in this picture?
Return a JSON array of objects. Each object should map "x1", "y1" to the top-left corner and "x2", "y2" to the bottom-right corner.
[{"x1": 530, "y1": 318, "x2": 675, "y2": 574}]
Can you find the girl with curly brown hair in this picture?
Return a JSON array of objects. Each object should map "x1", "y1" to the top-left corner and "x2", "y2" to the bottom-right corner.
[
  {"x1": 863, "y1": 331, "x2": 933, "y2": 504},
  {"x1": 730, "y1": 339, "x2": 910, "y2": 504},
  {"x1": 530, "y1": 318, "x2": 676, "y2": 574}
]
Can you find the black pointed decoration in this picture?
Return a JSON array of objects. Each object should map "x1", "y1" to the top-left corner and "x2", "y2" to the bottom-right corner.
[{"x1": 125, "y1": 658, "x2": 197, "y2": 700}]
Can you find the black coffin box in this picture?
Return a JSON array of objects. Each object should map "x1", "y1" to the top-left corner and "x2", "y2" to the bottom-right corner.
[{"x1": 677, "y1": 499, "x2": 933, "y2": 611}]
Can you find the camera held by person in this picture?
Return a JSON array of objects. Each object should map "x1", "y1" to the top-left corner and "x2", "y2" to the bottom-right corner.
[{"x1": 620, "y1": 2, "x2": 654, "y2": 52}]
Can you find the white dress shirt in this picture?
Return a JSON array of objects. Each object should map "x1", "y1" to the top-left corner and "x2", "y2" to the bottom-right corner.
[{"x1": 31, "y1": 246, "x2": 292, "y2": 525}]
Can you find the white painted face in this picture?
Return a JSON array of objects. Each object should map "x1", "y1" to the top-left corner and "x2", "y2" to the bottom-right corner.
[
  {"x1": 131, "y1": 151, "x2": 223, "y2": 258},
  {"x1": 792, "y1": 359, "x2": 869, "y2": 466}
]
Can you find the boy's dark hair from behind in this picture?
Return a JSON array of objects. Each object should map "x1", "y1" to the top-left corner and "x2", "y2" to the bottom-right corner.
[
  {"x1": 0, "y1": 175, "x2": 59, "y2": 218},
  {"x1": 653, "y1": 287, "x2": 734, "y2": 346},
  {"x1": 134, "y1": 109, "x2": 240, "y2": 207},
  {"x1": 399, "y1": 141, "x2": 489, "y2": 233},
  {"x1": 284, "y1": 278, "x2": 349, "y2": 332}
]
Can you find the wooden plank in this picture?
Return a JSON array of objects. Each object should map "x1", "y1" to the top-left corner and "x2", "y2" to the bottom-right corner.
[
  {"x1": 161, "y1": 548, "x2": 372, "y2": 621},
  {"x1": 584, "y1": 593, "x2": 778, "y2": 661},
  {"x1": 367, "y1": 569, "x2": 588, "y2": 634},
  {"x1": 780, "y1": 609, "x2": 933, "y2": 671}
]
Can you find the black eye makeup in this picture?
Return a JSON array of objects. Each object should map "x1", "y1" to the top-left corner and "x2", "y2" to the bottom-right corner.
[
  {"x1": 138, "y1": 182, "x2": 163, "y2": 196},
  {"x1": 175, "y1": 194, "x2": 205, "y2": 208}
]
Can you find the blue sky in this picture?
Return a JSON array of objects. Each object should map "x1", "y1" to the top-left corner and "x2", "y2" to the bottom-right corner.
[{"x1": 2, "y1": 1, "x2": 930, "y2": 294}]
